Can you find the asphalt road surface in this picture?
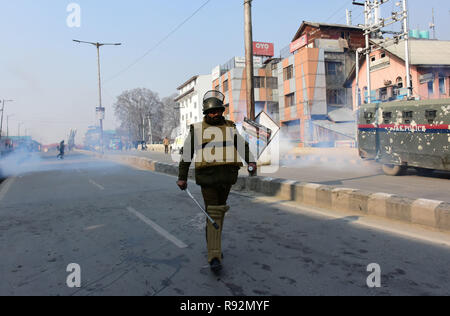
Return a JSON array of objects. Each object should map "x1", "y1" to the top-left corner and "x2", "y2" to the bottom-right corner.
[
  {"x1": 1, "y1": 152, "x2": 450, "y2": 296},
  {"x1": 106, "y1": 149, "x2": 450, "y2": 203}
]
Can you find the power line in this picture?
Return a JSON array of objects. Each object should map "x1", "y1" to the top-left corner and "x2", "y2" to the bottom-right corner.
[
  {"x1": 104, "y1": 0, "x2": 213, "y2": 84},
  {"x1": 325, "y1": 0, "x2": 351, "y2": 23}
]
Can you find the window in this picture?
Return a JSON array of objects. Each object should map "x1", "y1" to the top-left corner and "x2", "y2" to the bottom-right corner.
[
  {"x1": 425, "y1": 110, "x2": 437, "y2": 124},
  {"x1": 364, "y1": 112, "x2": 374, "y2": 124},
  {"x1": 383, "y1": 112, "x2": 392, "y2": 124},
  {"x1": 194, "y1": 102, "x2": 197, "y2": 109},
  {"x1": 327, "y1": 89, "x2": 345, "y2": 105},
  {"x1": 439, "y1": 77, "x2": 446, "y2": 94},
  {"x1": 283, "y1": 65, "x2": 294, "y2": 81},
  {"x1": 371, "y1": 56, "x2": 376, "y2": 62},
  {"x1": 190, "y1": 112, "x2": 192, "y2": 118},
  {"x1": 403, "y1": 111, "x2": 413, "y2": 124},
  {"x1": 254, "y1": 76, "x2": 265, "y2": 88},
  {"x1": 267, "y1": 77, "x2": 278, "y2": 89},
  {"x1": 428, "y1": 81, "x2": 434, "y2": 95},
  {"x1": 325, "y1": 62, "x2": 342, "y2": 76},
  {"x1": 381, "y1": 52, "x2": 386, "y2": 58},
  {"x1": 223, "y1": 80, "x2": 229, "y2": 92},
  {"x1": 396, "y1": 77, "x2": 403, "y2": 88},
  {"x1": 285, "y1": 93, "x2": 295, "y2": 107},
  {"x1": 181, "y1": 115, "x2": 184, "y2": 121}
]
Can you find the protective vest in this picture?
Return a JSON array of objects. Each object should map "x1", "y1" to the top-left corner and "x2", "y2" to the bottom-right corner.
[{"x1": 192, "y1": 120, "x2": 244, "y2": 170}]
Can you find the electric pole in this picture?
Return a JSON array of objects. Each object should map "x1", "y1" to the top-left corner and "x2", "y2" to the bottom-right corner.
[
  {"x1": 352, "y1": 0, "x2": 412, "y2": 99},
  {"x1": 0, "y1": 99, "x2": 14, "y2": 139},
  {"x1": 244, "y1": 0, "x2": 255, "y2": 120},
  {"x1": 73, "y1": 40, "x2": 121, "y2": 153},
  {"x1": 7, "y1": 114, "x2": 14, "y2": 138}
]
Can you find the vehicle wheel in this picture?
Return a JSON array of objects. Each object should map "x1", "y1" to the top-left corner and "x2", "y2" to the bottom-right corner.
[
  {"x1": 415, "y1": 167, "x2": 434, "y2": 177},
  {"x1": 382, "y1": 164, "x2": 406, "y2": 176}
]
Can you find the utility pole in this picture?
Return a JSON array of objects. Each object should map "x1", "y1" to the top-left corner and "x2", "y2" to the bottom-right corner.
[
  {"x1": 18, "y1": 122, "x2": 23, "y2": 138},
  {"x1": 73, "y1": 40, "x2": 121, "y2": 153},
  {"x1": 147, "y1": 114, "x2": 153, "y2": 145},
  {"x1": 346, "y1": 9, "x2": 353, "y2": 26},
  {"x1": 7, "y1": 114, "x2": 14, "y2": 138},
  {"x1": 352, "y1": 0, "x2": 412, "y2": 99},
  {"x1": 0, "y1": 99, "x2": 14, "y2": 139},
  {"x1": 244, "y1": 0, "x2": 255, "y2": 120},
  {"x1": 430, "y1": 8, "x2": 436, "y2": 39},
  {"x1": 402, "y1": 0, "x2": 412, "y2": 98}
]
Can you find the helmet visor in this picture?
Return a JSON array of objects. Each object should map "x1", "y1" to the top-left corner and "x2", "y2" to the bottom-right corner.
[{"x1": 203, "y1": 90, "x2": 225, "y2": 103}]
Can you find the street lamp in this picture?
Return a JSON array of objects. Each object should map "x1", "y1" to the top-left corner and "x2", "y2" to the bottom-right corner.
[
  {"x1": 73, "y1": 40, "x2": 122, "y2": 153},
  {"x1": 0, "y1": 99, "x2": 14, "y2": 139}
]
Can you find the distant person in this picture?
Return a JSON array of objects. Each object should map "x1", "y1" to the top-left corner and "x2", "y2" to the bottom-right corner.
[
  {"x1": 163, "y1": 137, "x2": 170, "y2": 154},
  {"x1": 57, "y1": 140, "x2": 65, "y2": 159}
]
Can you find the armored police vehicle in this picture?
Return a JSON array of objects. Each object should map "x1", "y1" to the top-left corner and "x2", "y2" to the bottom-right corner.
[{"x1": 358, "y1": 99, "x2": 450, "y2": 176}]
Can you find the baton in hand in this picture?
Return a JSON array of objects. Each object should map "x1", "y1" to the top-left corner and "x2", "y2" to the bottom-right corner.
[{"x1": 185, "y1": 189, "x2": 220, "y2": 230}]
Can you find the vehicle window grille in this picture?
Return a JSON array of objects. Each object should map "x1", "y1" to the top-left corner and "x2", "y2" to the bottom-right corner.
[
  {"x1": 425, "y1": 110, "x2": 437, "y2": 124},
  {"x1": 403, "y1": 111, "x2": 413, "y2": 124},
  {"x1": 364, "y1": 112, "x2": 374, "y2": 124},
  {"x1": 383, "y1": 112, "x2": 392, "y2": 124}
]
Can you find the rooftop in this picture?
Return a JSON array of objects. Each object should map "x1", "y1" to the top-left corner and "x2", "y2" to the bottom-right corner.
[
  {"x1": 374, "y1": 39, "x2": 450, "y2": 66},
  {"x1": 176, "y1": 75, "x2": 199, "y2": 91},
  {"x1": 292, "y1": 21, "x2": 363, "y2": 42}
]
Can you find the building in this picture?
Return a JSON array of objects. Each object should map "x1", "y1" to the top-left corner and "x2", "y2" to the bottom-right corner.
[
  {"x1": 277, "y1": 21, "x2": 365, "y2": 147},
  {"x1": 212, "y1": 54, "x2": 280, "y2": 124},
  {"x1": 348, "y1": 39, "x2": 450, "y2": 106},
  {"x1": 175, "y1": 74, "x2": 212, "y2": 137}
]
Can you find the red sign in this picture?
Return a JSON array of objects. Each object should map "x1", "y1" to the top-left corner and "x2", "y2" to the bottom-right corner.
[
  {"x1": 253, "y1": 42, "x2": 274, "y2": 57},
  {"x1": 290, "y1": 34, "x2": 308, "y2": 53}
]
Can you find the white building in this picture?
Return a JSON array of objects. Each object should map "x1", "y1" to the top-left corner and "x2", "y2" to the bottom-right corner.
[{"x1": 175, "y1": 74, "x2": 212, "y2": 137}]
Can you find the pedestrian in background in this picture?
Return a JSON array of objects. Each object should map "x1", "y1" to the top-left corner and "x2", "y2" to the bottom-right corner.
[{"x1": 163, "y1": 136, "x2": 170, "y2": 154}]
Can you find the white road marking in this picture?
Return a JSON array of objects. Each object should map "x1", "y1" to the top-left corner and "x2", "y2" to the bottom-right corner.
[
  {"x1": 89, "y1": 179, "x2": 105, "y2": 190},
  {"x1": 0, "y1": 177, "x2": 16, "y2": 202},
  {"x1": 126, "y1": 206, "x2": 188, "y2": 249}
]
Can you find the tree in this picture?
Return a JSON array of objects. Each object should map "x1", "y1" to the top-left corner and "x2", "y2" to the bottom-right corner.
[
  {"x1": 161, "y1": 94, "x2": 180, "y2": 140},
  {"x1": 114, "y1": 88, "x2": 164, "y2": 143}
]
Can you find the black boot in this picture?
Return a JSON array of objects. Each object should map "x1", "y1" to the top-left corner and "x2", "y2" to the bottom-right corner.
[{"x1": 210, "y1": 258, "x2": 222, "y2": 274}]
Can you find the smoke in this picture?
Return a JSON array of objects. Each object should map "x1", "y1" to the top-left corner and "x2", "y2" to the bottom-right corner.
[
  {"x1": 0, "y1": 150, "x2": 45, "y2": 178},
  {"x1": 277, "y1": 127, "x2": 380, "y2": 173},
  {"x1": 0, "y1": 150, "x2": 119, "y2": 179}
]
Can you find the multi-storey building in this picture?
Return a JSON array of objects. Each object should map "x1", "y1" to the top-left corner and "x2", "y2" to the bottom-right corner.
[
  {"x1": 348, "y1": 39, "x2": 450, "y2": 106},
  {"x1": 277, "y1": 21, "x2": 364, "y2": 147},
  {"x1": 211, "y1": 55, "x2": 280, "y2": 124},
  {"x1": 175, "y1": 74, "x2": 212, "y2": 137}
]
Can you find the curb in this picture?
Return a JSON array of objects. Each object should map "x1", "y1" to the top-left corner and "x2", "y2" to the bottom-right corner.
[{"x1": 78, "y1": 149, "x2": 450, "y2": 232}]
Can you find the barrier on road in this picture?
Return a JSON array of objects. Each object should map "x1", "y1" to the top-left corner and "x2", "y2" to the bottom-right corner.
[{"x1": 77, "y1": 149, "x2": 450, "y2": 232}]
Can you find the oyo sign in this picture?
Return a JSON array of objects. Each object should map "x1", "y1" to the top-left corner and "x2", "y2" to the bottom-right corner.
[{"x1": 253, "y1": 42, "x2": 274, "y2": 57}]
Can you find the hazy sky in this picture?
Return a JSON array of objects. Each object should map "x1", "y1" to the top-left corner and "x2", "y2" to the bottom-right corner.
[{"x1": 1, "y1": 0, "x2": 449, "y2": 144}]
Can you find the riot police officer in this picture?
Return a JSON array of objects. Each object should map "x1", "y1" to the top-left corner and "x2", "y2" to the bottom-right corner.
[{"x1": 177, "y1": 90, "x2": 256, "y2": 273}]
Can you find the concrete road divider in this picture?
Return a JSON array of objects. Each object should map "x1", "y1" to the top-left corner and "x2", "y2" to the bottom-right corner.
[{"x1": 78, "y1": 149, "x2": 450, "y2": 232}]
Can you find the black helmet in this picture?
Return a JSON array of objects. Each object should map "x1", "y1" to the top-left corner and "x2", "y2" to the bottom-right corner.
[{"x1": 203, "y1": 90, "x2": 225, "y2": 114}]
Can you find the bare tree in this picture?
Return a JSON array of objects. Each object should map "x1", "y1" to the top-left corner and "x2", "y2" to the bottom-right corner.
[
  {"x1": 114, "y1": 88, "x2": 164, "y2": 143},
  {"x1": 161, "y1": 94, "x2": 180, "y2": 140}
]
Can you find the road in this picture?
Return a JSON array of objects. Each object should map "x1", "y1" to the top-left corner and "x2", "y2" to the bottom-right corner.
[
  {"x1": 0, "y1": 152, "x2": 450, "y2": 296},
  {"x1": 105, "y1": 149, "x2": 450, "y2": 203}
]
